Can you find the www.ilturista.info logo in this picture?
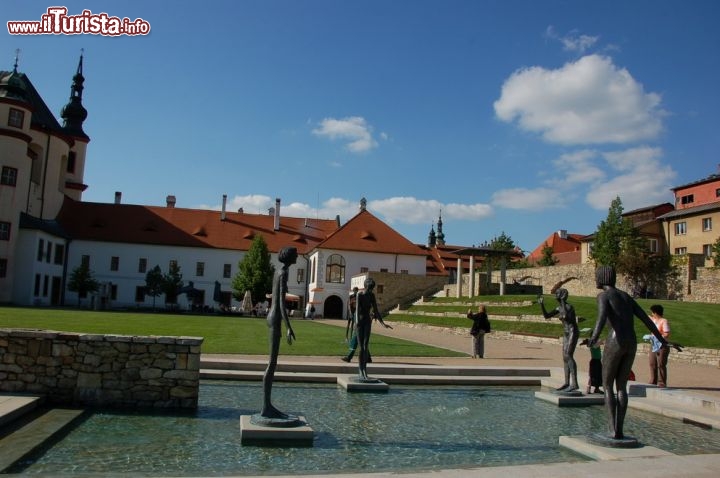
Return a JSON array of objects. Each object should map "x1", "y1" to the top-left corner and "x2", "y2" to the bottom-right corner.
[{"x1": 7, "y1": 7, "x2": 151, "y2": 36}]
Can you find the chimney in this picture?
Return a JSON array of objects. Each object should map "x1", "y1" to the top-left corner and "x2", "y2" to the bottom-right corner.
[
  {"x1": 114, "y1": 191, "x2": 122, "y2": 204},
  {"x1": 221, "y1": 194, "x2": 227, "y2": 221},
  {"x1": 558, "y1": 229, "x2": 567, "y2": 239},
  {"x1": 238, "y1": 207, "x2": 243, "y2": 214},
  {"x1": 166, "y1": 195, "x2": 176, "y2": 208},
  {"x1": 274, "y1": 198, "x2": 281, "y2": 231}
]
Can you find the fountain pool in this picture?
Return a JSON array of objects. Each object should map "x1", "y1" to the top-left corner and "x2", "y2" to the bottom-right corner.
[{"x1": 10, "y1": 381, "x2": 720, "y2": 476}]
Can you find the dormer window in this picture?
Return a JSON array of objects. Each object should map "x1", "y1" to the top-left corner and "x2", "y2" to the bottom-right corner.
[
  {"x1": 8, "y1": 108, "x2": 24, "y2": 128},
  {"x1": 679, "y1": 194, "x2": 694, "y2": 205}
]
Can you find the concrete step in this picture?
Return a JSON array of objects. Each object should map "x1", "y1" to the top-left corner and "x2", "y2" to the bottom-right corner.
[
  {"x1": 0, "y1": 395, "x2": 43, "y2": 429},
  {"x1": 200, "y1": 358, "x2": 550, "y2": 378},
  {"x1": 0, "y1": 407, "x2": 85, "y2": 473},
  {"x1": 201, "y1": 368, "x2": 543, "y2": 386}
]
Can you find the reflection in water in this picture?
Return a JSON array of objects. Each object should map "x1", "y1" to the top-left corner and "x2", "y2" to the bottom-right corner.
[{"x1": 13, "y1": 382, "x2": 720, "y2": 476}]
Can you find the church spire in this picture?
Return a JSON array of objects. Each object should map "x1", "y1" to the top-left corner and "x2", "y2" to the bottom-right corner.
[
  {"x1": 61, "y1": 50, "x2": 88, "y2": 138},
  {"x1": 436, "y1": 211, "x2": 445, "y2": 246},
  {"x1": 427, "y1": 222, "x2": 436, "y2": 247}
]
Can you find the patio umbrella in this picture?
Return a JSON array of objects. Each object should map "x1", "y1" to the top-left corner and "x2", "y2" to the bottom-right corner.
[{"x1": 241, "y1": 290, "x2": 253, "y2": 313}]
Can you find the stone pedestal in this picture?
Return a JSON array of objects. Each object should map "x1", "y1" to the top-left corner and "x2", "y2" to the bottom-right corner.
[
  {"x1": 535, "y1": 390, "x2": 604, "y2": 407},
  {"x1": 559, "y1": 435, "x2": 673, "y2": 460},
  {"x1": 239, "y1": 415, "x2": 313, "y2": 446},
  {"x1": 337, "y1": 375, "x2": 389, "y2": 392}
]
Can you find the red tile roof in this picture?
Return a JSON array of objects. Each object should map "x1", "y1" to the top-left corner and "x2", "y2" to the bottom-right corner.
[
  {"x1": 56, "y1": 198, "x2": 339, "y2": 254},
  {"x1": 527, "y1": 231, "x2": 584, "y2": 264},
  {"x1": 315, "y1": 209, "x2": 426, "y2": 256}
]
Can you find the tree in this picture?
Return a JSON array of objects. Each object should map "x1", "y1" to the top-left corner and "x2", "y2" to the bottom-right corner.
[
  {"x1": 537, "y1": 242, "x2": 559, "y2": 267},
  {"x1": 232, "y1": 235, "x2": 275, "y2": 305},
  {"x1": 67, "y1": 263, "x2": 99, "y2": 306},
  {"x1": 162, "y1": 262, "x2": 184, "y2": 309},
  {"x1": 590, "y1": 196, "x2": 634, "y2": 267},
  {"x1": 487, "y1": 231, "x2": 523, "y2": 269},
  {"x1": 712, "y1": 236, "x2": 720, "y2": 268},
  {"x1": 144, "y1": 265, "x2": 164, "y2": 310}
]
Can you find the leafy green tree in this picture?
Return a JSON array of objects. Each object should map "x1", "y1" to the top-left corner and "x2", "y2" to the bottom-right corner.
[
  {"x1": 537, "y1": 243, "x2": 559, "y2": 267},
  {"x1": 590, "y1": 196, "x2": 634, "y2": 267},
  {"x1": 162, "y1": 262, "x2": 184, "y2": 308},
  {"x1": 144, "y1": 265, "x2": 164, "y2": 310},
  {"x1": 67, "y1": 263, "x2": 99, "y2": 306},
  {"x1": 232, "y1": 235, "x2": 275, "y2": 304},
  {"x1": 712, "y1": 236, "x2": 720, "y2": 268}
]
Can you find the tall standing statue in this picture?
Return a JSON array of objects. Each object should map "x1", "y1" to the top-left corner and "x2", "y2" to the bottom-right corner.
[
  {"x1": 588, "y1": 265, "x2": 669, "y2": 446},
  {"x1": 355, "y1": 278, "x2": 392, "y2": 381},
  {"x1": 254, "y1": 246, "x2": 298, "y2": 425},
  {"x1": 539, "y1": 288, "x2": 579, "y2": 393}
]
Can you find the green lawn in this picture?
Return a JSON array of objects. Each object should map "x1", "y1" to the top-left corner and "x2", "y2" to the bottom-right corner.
[
  {"x1": 0, "y1": 307, "x2": 463, "y2": 357},
  {"x1": 397, "y1": 295, "x2": 720, "y2": 349}
]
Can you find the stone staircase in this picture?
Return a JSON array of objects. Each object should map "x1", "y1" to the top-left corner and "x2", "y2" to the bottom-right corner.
[
  {"x1": 0, "y1": 395, "x2": 85, "y2": 473},
  {"x1": 200, "y1": 357, "x2": 550, "y2": 386}
]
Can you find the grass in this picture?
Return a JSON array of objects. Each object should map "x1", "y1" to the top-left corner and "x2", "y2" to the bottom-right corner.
[
  {"x1": 0, "y1": 307, "x2": 464, "y2": 357},
  {"x1": 392, "y1": 295, "x2": 720, "y2": 349}
]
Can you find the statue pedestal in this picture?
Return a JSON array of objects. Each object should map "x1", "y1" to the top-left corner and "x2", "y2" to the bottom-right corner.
[
  {"x1": 337, "y1": 375, "x2": 389, "y2": 393},
  {"x1": 534, "y1": 390, "x2": 604, "y2": 407},
  {"x1": 239, "y1": 415, "x2": 314, "y2": 446},
  {"x1": 559, "y1": 435, "x2": 673, "y2": 460}
]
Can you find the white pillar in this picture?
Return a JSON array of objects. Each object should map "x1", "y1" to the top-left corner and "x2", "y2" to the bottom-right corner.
[
  {"x1": 456, "y1": 257, "x2": 462, "y2": 298},
  {"x1": 499, "y1": 256, "x2": 507, "y2": 296},
  {"x1": 469, "y1": 255, "x2": 475, "y2": 298}
]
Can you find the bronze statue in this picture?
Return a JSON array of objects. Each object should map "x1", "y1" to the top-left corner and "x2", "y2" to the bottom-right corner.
[
  {"x1": 539, "y1": 288, "x2": 579, "y2": 393},
  {"x1": 254, "y1": 246, "x2": 298, "y2": 425},
  {"x1": 587, "y1": 265, "x2": 669, "y2": 445},
  {"x1": 355, "y1": 278, "x2": 392, "y2": 381}
]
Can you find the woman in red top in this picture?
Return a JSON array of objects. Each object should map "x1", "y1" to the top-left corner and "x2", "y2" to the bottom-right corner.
[{"x1": 648, "y1": 304, "x2": 671, "y2": 388}]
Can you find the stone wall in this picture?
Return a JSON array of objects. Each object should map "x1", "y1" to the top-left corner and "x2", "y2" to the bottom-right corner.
[
  {"x1": 687, "y1": 267, "x2": 720, "y2": 303},
  {"x1": 366, "y1": 272, "x2": 447, "y2": 313},
  {"x1": 0, "y1": 328, "x2": 203, "y2": 409}
]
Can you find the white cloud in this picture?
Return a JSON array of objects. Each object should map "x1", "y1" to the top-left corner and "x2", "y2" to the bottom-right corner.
[
  {"x1": 585, "y1": 146, "x2": 676, "y2": 210},
  {"x1": 491, "y1": 187, "x2": 566, "y2": 211},
  {"x1": 370, "y1": 197, "x2": 493, "y2": 224},
  {"x1": 494, "y1": 54, "x2": 665, "y2": 145},
  {"x1": 550, "y1": 150, "x2": 606, "y2": 186},
  {"x1": 312, "y1": 116, "x2": 379, "y2": 153},
  {"x1": 545, "y1": 26, "x2": 599, "y2": 54}
]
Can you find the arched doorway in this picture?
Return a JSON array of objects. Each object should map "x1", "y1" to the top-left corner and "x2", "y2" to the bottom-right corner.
[{"x1": 323, "y1": 294, "x2": 344, "y2": 319}]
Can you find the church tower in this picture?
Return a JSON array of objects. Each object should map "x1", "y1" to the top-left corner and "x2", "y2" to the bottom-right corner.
[{"x1": 436, "y1": 211, "x2": 445, "y2": 246}]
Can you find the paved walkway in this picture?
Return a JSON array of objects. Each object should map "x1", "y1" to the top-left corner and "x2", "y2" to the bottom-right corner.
[{"x1": 230, "y1": 319, "x2": 720, "y2": 398}]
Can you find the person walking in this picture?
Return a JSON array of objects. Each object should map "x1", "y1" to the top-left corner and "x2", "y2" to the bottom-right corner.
[
  {"x1": 467, "y1": 305, "x2": 491, "y2": 358},
  {"x1": 647, "y1": 304, "x2": 671, "y2": 388}
]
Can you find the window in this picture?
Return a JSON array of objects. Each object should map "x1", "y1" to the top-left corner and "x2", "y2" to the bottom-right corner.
[
  {"x1": 138, "y1": 258, "x2": 147, "y2": 273},
  {"x1": 400, "y1": 269, "x2": 408, "y2": 274},
  {"x1": 296, "y1": 268, "x2": 304, "y2": 284},
  {"x1": 376, "y1": 285, "x2": 384, "y2": 294},
  {"x1": 223, "y1": 263, "x2": 231, "y2": 278},
  {"x1": 196, "y1": 262, "x2": 205, "y2": 277},
  {"x1": 360, "y1": 267, "x2": 368, "y2": 273},
  {"x1": 674, "y1": 247, "x2": 687, "y2": 255},
  {"x1": 34, "y1": 274, "x2": 40, "y2": 296},
  {"x1": 42, "y1": 275, "x2": 49, "y2": 297},
  {"x1": 54, "y1": 243, "x2": 64, "y2": 265},
  {"x1": 674, "y1": 222, "x2": 687, "y2": 235},
  {"x1": 135, "y1": 286, "x2": 146, "y2": 302},
  {"x1": 311, "y1": 258, "x2": 316, "y2": 283},
  {"x1": 110, "y1": 256, "x2": 119, "y2": 271},
  {"x1": 0, "y1": 258, "x2": 6, "y2": 278},
  {"x1": 380, "y1": 268, "x2": 388, "y2": 273},
  {"x1": 703, "y1": 244, "x2": 713, "y2": 258},
  {"x1": 169, "y1": 260, "x2": 177, "y2": 269},
  {"x1": 1, "y1": 166, "x2": 17, "y2": 186},
  {"x1": 703, "y1": 217, "x2": 712, "y2": 232},
  {"x1": 647, "y1": 238, "x2": 658, "y2": 254},
  {"x1": 45, "y1": 241, "x2": 51, "y2": 262},
  {"x1": 37, "y1": 239, "x2": 45, "y2": 261},
  {"x1": 716, "y1": 188, "x2": 720, "y2": 198},
  {"x1": 8, "y1": 108, "x2": 24, "y2": 128},
  {"x1": 67, "y1": 151, "x2": 76, "y2": 173},
  {"x1": 81, "y1": 255, "x2": 90, "y2": 268},
  {"x1": 325, "y1": 254, "x2": 346, "y2": 284},
  {"x1": 0, "y1": 222, "x2": 10, "y2": 241},
  {"x1": 679, "y1": 194, "x2": 694, "y2": 205}
]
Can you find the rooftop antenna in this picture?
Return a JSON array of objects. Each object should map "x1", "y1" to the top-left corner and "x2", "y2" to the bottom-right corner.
[{"x1": 13, "y1": 48, "x2": 20, "y2": 72}]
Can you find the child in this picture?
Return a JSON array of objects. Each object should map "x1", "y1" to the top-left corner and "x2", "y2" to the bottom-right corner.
[{"x1": 587, "y1": 342, "x2": 603, "y2": 394}]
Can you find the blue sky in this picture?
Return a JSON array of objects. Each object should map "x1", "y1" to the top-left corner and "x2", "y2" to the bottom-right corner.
[{"x1": 4, "y1": 0, "x2": 720, "y2": 253}]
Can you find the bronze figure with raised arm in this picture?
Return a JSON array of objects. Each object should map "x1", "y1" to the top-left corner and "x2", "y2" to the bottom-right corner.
[
  {"x1": 539, "y1": 288, "x2": 580, "y2": 393},
  {"x1": 355, "y1": 278, "x2": 392, "y2": 381}
]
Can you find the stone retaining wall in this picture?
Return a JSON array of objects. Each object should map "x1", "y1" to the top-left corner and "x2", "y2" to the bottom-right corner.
[{"x1": 0, "y1": 328, "x2": 203, "y2": 409}]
